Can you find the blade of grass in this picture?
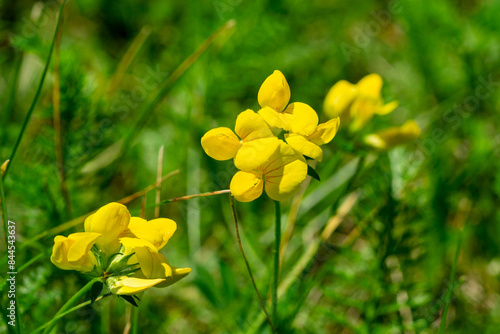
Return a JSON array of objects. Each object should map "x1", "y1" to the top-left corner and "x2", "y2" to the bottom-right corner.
[
  {"x1": 52, "y1": 13, "x2": 72, "y2": 218},
  {"x1": 81, "y1": 19, "x2": 236, "y2": 173},
  {"x1": 272, "y1": 200, "x2": 281, "y2": 325},
  {"x1": 3, "y1": 1, "x2": 66, "y2": 179},
  {"x1": 155, "y1": 145, "x2": 164, "y2": 218},
  {"x1": 248, "y1": 192, "x2": 360, "y2": 333},
  {"x1": 438, "y1": 231, "x2": 463, "y2": 334},
  {"x1": 108, "y1": 26, "x2": 152, "y2": 97}
]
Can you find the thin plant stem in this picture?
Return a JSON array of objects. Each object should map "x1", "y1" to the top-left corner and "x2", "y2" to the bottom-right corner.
[
  {"x1": 0, "y1": 168, "x2": 21, "y2": 334},
  {"x1": 272, "y1": 200, "x2": 281, "y2": 325},
  {"x1": 52, "y1": 14, "x2": 72, "y2": 218},
  {"x1": 3, "y1": 1, "x2": 66, "y2": 179},
  {"x1": 32, "y1": 292, "x2": 111, "y2": 333},
  {"x1": 131, "y1": 304, "x2": 139, "y2": 334},
  {"x1": 152, "y1": 189, "x2": 231, "y2": 208},
  {"x1": 42, "y1": 277, "x2": 101, "y2": 334},
  {"x1": 438, "y1": 231, "x2": 463, "y2": 334},
  {"x1": 229, "y1": 195, "x2": 276, "y2": 333},
  {"x1": 155, "y1": 145, "x2": 164, "y2": 218}
]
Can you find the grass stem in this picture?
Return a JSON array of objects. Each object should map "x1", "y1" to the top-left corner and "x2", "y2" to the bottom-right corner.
[
  {"x1": 229, "y1": 195, "x2": 276, "y2": 333},
  {"x1": 272, "y1": 200, "x2": 281, "y2": 325}
]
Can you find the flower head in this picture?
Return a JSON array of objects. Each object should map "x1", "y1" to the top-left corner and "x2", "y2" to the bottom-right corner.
[
  {"x1": 324, "y1": 73, "x2": 398, "y2": 131},
  {"x1": 51, "y1": 203, "x2": 190, "y2": 297},
  {"x1": 364, "y1": 120, "x2": 421, "y2": 150}
]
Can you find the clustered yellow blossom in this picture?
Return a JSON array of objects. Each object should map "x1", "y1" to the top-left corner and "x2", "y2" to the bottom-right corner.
[
  {"x1": 201, "y1": 70, "x2": 340, "y2": 202},
  {"x1": 323, "y1": 73, "x2": 420, "y2": 149},
  {"x1": 51, "y1": 202, "x2": 191, "y2": 295}
]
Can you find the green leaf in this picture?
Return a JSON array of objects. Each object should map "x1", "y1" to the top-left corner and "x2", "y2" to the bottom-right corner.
[
  {"x1": 307, "y1": 165, "x2": 321, "y2": 181},
  {"x1": 89, "y1": 281, "x2": 103, "y2": 305},
  {"x1": 119, "y1": 295, "x2": 139, "y2": 307}
]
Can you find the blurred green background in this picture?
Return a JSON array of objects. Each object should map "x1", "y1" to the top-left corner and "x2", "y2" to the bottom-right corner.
[{"x1": 1, "y1": 0, "x2": 500, "y2": 333}]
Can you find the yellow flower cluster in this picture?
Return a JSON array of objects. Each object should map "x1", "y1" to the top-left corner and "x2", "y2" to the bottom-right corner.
[
  {"x1": 51, "y1": 202, "x2": 190, "y2": 295},
  {"x1": 324, "y1": 73, "x2": 420, "y2": 149},
  {"x1": 201, "y1": 70, "x2": 339, "y2": 202}
]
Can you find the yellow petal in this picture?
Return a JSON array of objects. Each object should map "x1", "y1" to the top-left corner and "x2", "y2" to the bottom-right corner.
[
  {"x1": 364, "y1": 120, "x2": 421, "y2": 150},
  {"x1": 84, "y1": 202, "x2": 130, "y2": 255},
  {"x1": 234, "y1": 137, "x2": 280, "y2": 171},
  {"x1": 375, "y1": 100, "x2": 399, "y2": 115},
  {"x1": 283, "y1": 102, "x2": 319, "y2": 136},
  {"x1": 258, "y1": 107, "x2": 290, "y2": 132},
  {"x1": 148, "y1": 218, "x2": 177, "y2": 250},
  {"x1": 50, "y1": 233, "x2": 99, "y2": 273},
  {"x1": 157, "y1": 266, "x2": 192, "y2": 288},
  {"x1": 323, "y1": 80, "x2": 358, "y2": 118},
  {"x1": 230, "y1": 171, "x2": 263, "y2": 202},
  {"x1": 119, "y1": 237, "x2": 158, "y2": 253},
  {"x1": 307, "y1": 117, "x2": 340, "y2": 146},
  {"x1": 134, "y1": 247, "x2": 166, "y2": 278},
  {"x1": 349, "y1": 98, "x2": 377, "y2": 132},
  {"x1": 265, "y1": 157, "x2": 308, "y2": 201},
  {"x1": 201, "y1": 127, "x2": 241, "y2": 161},
  {"x1": 261, "y1": 140, "x2": 303, "y2": 172},
  {"x1": 123, "y1": 217, "x2": 177, "y2": 250},
  {"x1": 357, "y1": 73, "x2": 383, "y2": 98},
  {"x1": 107, "y1": 276, "x2": 165, "y2": 295},
  {"x1": 258, "y1": 70, "x2": 291, "y2": 112},
  {"x1": 67, "y1": 232, "x2": 101, "y2": 263},
  {"x1": 285, "y1": 133, "x2": 323, "y2": 161},
  {"x1": 235, "y1": 109, "x2": 274, "y2": 141}
]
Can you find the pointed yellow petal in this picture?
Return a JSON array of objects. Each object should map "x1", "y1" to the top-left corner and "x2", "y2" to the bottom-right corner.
[
  {"x1": 357, "y1": 73, "x2": 383, "y2": 98},
  {"x1": 258, "y1": 70, "x2": 291, "y2": 112},
  {"x1": 157, "y1": 266, "x2": 192, "y2": 288},
  {"x1": 230, "y1": 171, "x2": 263, "y2": 202},
  {"x1": 108, "y1": 276, "x2": 165, "y2": 295},
  {"x1": 234, "y1": 137, "x2": 280, "y2": 171},
  {"x1": 51, "y1": 233, "x2": 99, "y2": 273},
  {"x1": 283, "y1": 102, "x2": 318, "y2": 136},
  {"x1": 375, "y1": 100, "x2": 399, "y2": 115},
  {"x1": 201, "y1": 127, "x2": 241, "y2": 161},
  {"x1": 364, "y1": 120, "x2": 421, "y2": 150},
  {"x1": 285, "y1": 133, "x2": 323, "y2": 161},
  {"x1": 265, "y1": 157, "x2": 308, "y2": 201},
  {"x1": 323, "y1": 80, "x2": 358, "y2": 118},
  {"x1": 84, "y1": 202, "x2": 130, "y2": 255},
  {"x1": 234, "y1": 109, "x2": 275, "y2": 141},
  {"x1": 307, "y1": 117, "x2": 340, "y2": 146}
]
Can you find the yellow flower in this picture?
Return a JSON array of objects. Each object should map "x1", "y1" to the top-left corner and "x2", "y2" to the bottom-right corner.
[
  {"x1": 201, "y1": 109, "x2": 280, "y2": 170},
  {"x1": 324, "y1": 73, "x2": 398, "y2": 131},
  {"x1": 107, "y1": 276, "x2": 165, "y2": 295},
  {"x1": 119, "y1": 217, "x2": 191, "y2": 290},
  {"x1": 84, "y1": 202, "x2": 130, "y2": 255},
  {"x1": 230, "y1": 140, "x2": 308, "y2": 202},
  {"x1": 364, "y1": 120, "x2": 421, "y2": 150},
  {"x1": 257, "y1": 71, "x2": 318, "y2": 136},
  {"x1": 257, "y1": 70, "x2": 338, "y2": 161},
  {"x1": 50, "y1": 232, "x2": 101, "y2": 273}
]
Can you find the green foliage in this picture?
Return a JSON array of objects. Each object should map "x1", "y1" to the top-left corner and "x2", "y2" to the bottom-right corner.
[{"x1": 0, "y1": 0, "x2": 499, "y2": 333}]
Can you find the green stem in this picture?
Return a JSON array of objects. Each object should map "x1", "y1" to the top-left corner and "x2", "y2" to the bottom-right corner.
[
  {"x1": 41, "y1": 277, "x2": 101, "y2": 334},
  {"x1": 272, "y1": 200, "x2": 281, "y2": 325},
  {"x1": 438, "y1": 231, "x2": 463, "y2": 334},
  {"x1": 3, "y1": 1, "x2": 66, "y2": 179},
  {"x1": 131, "y1": 304, "x2": 139, "y2": 334},
  {"x1": 229, "y1": 195, "x2": 276, "y2": 333},
  {"x1": 32, "y1": 293, "x2": 111, "y2": 333},
  {"x1": 0, "y1": 169, "x2": 20, "y2": 334}
]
